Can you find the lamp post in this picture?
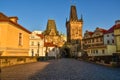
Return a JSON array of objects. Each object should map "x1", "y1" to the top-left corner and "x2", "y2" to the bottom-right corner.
[
  {"x1": 32, "y1": 49, "x2": 34, "y2": 57},
  {"x1": 38, "y1": 42, "x2": 40, "y2": 56}
]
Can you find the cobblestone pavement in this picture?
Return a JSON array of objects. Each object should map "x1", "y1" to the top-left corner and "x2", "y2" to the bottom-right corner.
[
  {"x1": 1, "y1": 62, "x2": 50, "y2": 80},
  {"x1": 1, "y1": 58, "x2": 120, "y2": 80}
]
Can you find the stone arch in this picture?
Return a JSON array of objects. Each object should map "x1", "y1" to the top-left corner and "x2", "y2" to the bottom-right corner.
[{"x1": 61, "y1": 47, "x2": 71, "y2": 58}]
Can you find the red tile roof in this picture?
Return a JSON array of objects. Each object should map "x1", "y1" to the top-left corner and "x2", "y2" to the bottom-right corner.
[
  {"x1": 105, "y1": 24, "x2": 120, "y2": 34},
  {"x1": 36, "y1": 34, "x2": 44, "y2": 39},
  {"x1": 88, "y1": 31, "x2": 93, "y2": 36},
  {"x1": 44, "y1": 42, "x2": 56, "y2": 47},
  {"x1": 115, "y1": 24, "x2": 120, "y2": 29},
  {"x1": 0, "y1": 12, "x2": 31, "y2": 34},
  {"x1": 105, "y1": 25, "x2": 116, "y2": 34},
  {"x1": 98, "y1": 28, "x2": 107, "y2": 34}
]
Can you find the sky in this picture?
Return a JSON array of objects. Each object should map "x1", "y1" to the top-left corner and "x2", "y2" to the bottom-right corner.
[{"x1": 0, "y1": 0, "x2": 120, "y2": 34}]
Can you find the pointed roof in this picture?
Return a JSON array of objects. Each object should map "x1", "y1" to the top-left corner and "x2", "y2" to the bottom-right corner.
[
  {"x1": 70, "y1": 5, "x2": 78, "y2": 21},
  {"x1": 46, "y1": 20, "x2": 57, "y2": 30},
  {"x1": 44, "y1": 42, "x2": 56, "y2": 47},
  {"x1": 44, "y1": 19, "x2": 59, "y2": 35},
  {"x1": 36, "y1": 34, "x2": 44, "y2": 39},
  {"x1": 84, "y1": 30, "x2": 93, "y2": 36}
]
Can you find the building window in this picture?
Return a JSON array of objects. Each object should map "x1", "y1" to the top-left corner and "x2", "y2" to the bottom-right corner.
[
  {"x1": 102, "y1": 50, "x2": 105, "y2": 54},
  {"x1": 31, "y1": 35, "x2": 34, "y2": 39},
  {"x1": 31, "y1": 41, "x2": 34, "y2": 46},
  {"x1": 96, "y1": 38, "x2": 98, "y2": 42},
  {"x1": 107, "y1": 40, "x2": 110, "y2": 44},
  {"x1": 112, "y1": 34, "x2": 114, "y2": 36},
  {"x1": 96, "y1": 50, "x2": 98, "y2": 54},
  {"x1": 112, "y1": 39, "x2": 114, "y2": 43},
  {"x1": 93, "y1": 50, "x2": 95, "y2": 54},
  {"x1": 31, "y1": 49, "x2": 34, "y2": 56},
  {"x1": 92, "y1": 39, "x2": 94, "y2": 43},
  {"x1": 100, "y1": 38, "x2": 103, "y2": 41},
  {"x1": 19, "y1": 33, "x2": 22, "y2": 46}
]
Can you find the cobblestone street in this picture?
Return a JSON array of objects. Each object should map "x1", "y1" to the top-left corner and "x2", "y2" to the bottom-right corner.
[{"x1": 1, "y1": 58, "x2": 120, "y2": 80}]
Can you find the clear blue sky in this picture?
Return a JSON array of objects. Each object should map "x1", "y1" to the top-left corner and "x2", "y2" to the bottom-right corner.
[{"x1": 0, "y1": 0, "x2": 120, "y2": 34}]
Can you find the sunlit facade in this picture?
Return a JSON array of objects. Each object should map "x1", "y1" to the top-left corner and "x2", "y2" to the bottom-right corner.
[
  {"x1": 29, "y1": 31, "x2": 46, "y2": 56},
  {"x1": 114, "y1": 20, "x2": 120, "y2": 52},
  {"x1": 43, "y1": 19, "x2": 65, "y2": 47},
  {"x1": 0, "y1": 12, "x2": 31, "y2": 56}
]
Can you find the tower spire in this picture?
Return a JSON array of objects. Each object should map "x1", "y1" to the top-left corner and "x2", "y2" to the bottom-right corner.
[
  {"x1": 69, "y1": 5, "x2": 78, "y2": 21},
  {"x1": 80, "y1": 14, "x2": 83, "y2": 21},
  {"x1": 44, "y1": 19, "x2": 58, "y2": 35}
]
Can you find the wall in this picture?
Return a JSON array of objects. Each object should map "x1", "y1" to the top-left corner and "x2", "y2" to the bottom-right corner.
[
  {"x1": 87, "y1": 45, "x2": 116, "y2": 56},
  {"x1": 114, "y1": 28, "x2": 120, "y2": 52},
  {"x1": 0, "y1": 56, "x2": 37, "y2": 68},
  {"x1": 0, "y1": 22, "x2": 30, "y2": 56},
  {"x1": 104, "y1": 33, "x2": 114, "y2": 45},
  {"x1": 107, "y1": 45, "x2": 116, "y2": 55}
]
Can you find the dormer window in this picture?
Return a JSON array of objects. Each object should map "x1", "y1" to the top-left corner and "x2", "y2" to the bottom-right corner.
[{"x1": 112, "y1": 39, "x2": 114, "y2": 43}]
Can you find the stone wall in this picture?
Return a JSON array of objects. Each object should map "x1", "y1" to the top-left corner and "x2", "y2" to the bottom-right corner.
[{"x1": 0, "y1": 56, "x2": 37, "y2": 67}]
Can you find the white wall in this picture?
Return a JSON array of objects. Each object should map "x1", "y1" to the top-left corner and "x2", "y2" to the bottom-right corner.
[{"x1": 104, "y1": 33, "x2": 115, "y2": 45}]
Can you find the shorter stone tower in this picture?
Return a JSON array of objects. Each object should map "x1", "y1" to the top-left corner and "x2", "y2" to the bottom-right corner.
[{"x1": 43, "y1": 19, "x2": 65, "y2": 47}]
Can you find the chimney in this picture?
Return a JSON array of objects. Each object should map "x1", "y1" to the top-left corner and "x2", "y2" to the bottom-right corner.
[
  {"x1": 9, "y1": 17, "x2": 18, "y2": 23},
  {"x1": 115, "y1": 20, "x2": 120, "y2": 25}
]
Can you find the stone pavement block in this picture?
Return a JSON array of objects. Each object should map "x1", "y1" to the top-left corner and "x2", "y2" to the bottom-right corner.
[{"x1": 1, "y1": 59, "x2": 120, "y2": 80}]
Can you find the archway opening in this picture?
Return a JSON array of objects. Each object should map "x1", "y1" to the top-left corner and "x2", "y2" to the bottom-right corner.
[{"x1": 61, "y1": 48, "x2": 70, "y2": 58}]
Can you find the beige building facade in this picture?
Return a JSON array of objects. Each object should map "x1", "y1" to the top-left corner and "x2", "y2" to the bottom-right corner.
[
  {"x1": 83, "y1": 27, "x2": 109, "y2": 56},
  {"x1": 0, "y1": 12, "x2": 31, "y2": 56},
  {"x1": 29, "y1": 31, "x2": 46, "y2": 56},
  {"x1": 114, "y1": 20, "x2": 120, "y2": 52}
]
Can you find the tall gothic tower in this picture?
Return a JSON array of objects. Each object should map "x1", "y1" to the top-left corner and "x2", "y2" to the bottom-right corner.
[{"x1": 66, "y1": 5, "x2": 83, "y2": 43}]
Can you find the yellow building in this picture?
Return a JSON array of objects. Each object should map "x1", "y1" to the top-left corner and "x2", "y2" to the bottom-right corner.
[
  {"x1": 0, "y1": 12, "x2": 31, "y2": 56},
  {"x1": 114, "y1": 20, "x2": 120, "y2": 52}
]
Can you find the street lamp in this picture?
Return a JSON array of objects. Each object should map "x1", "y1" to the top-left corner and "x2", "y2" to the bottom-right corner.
[{"x1": 37, "y1": 42, "x2": 40, "y2": 56}]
